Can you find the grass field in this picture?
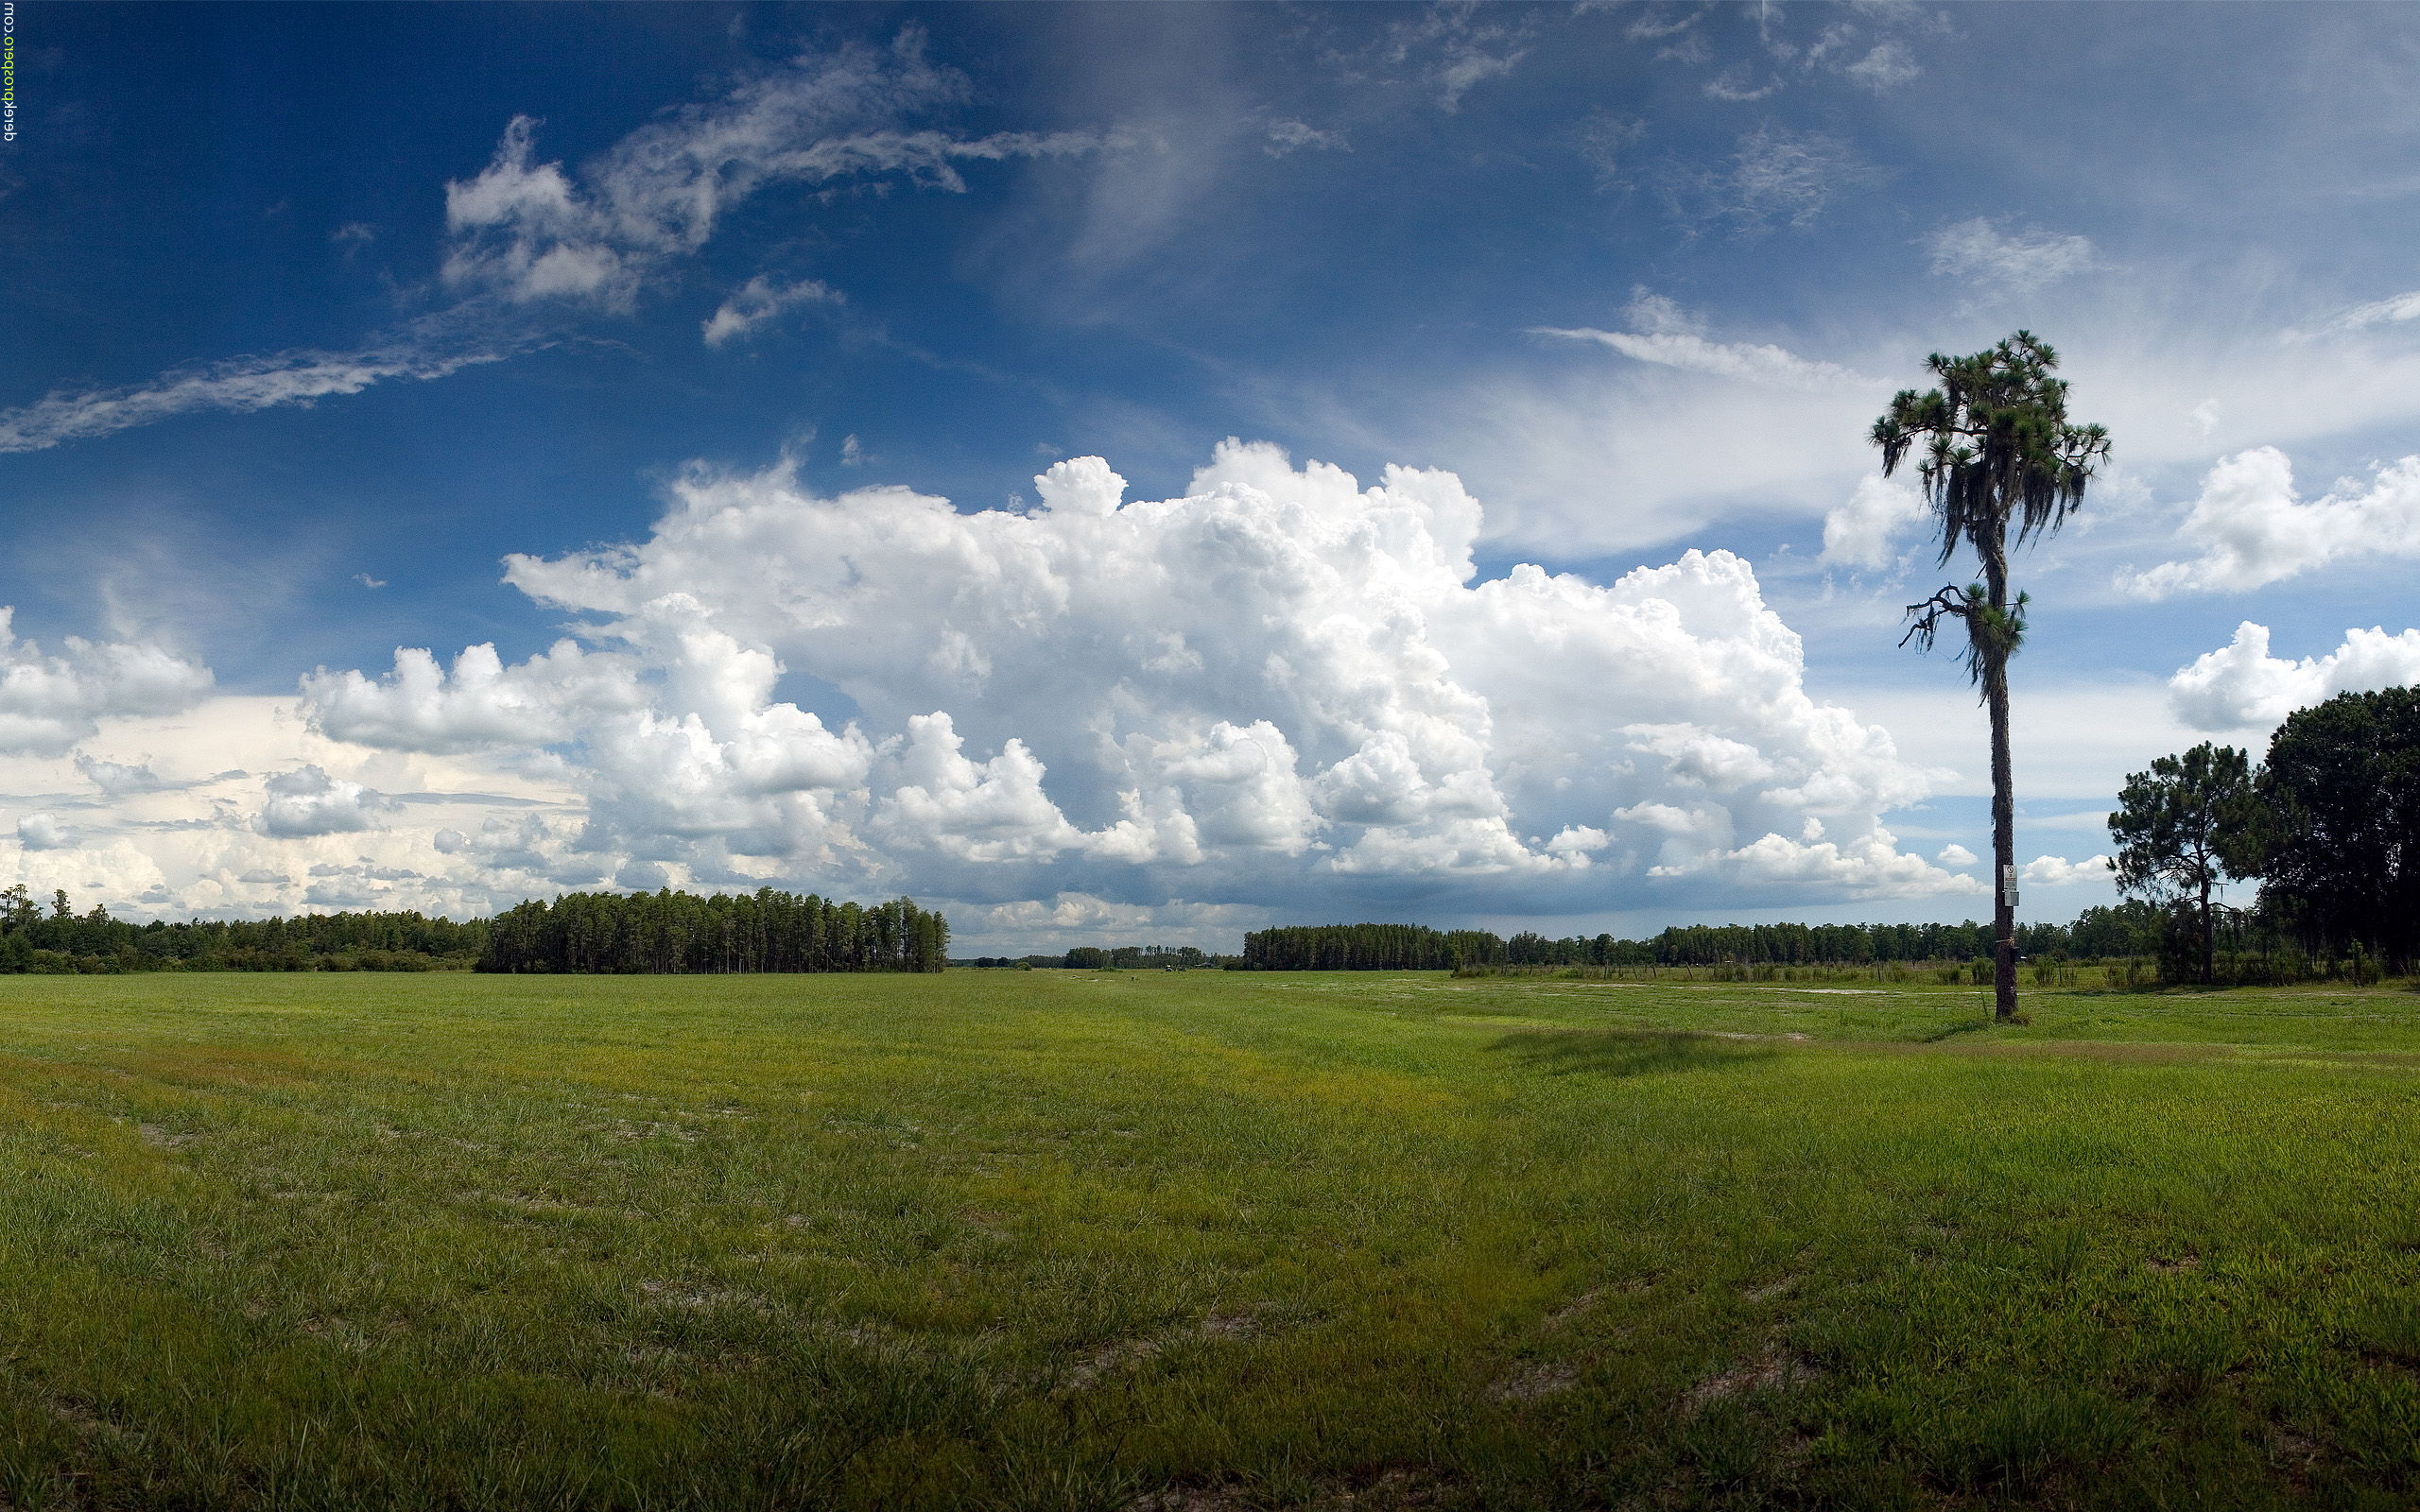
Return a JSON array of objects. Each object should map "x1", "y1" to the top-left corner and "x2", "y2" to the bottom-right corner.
[{"x1": 3, "y1": 969, "x2": 2419, "y2": 1509}]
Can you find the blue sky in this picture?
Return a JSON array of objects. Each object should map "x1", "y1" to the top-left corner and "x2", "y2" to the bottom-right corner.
[{"x1": 5, "y1": 2, "x2": 2419, "y2": 949}]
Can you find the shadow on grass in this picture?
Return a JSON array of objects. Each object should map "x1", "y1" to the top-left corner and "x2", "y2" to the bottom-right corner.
[
  {"x1": 1920, "y1": 1017, "x2": 1995, "y2": 1043},
  {"x1": 1486, "y1": 1028, "x2": 1777, "y2": 1078}
]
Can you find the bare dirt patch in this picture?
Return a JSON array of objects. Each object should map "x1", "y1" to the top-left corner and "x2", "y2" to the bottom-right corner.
[
  {"x1": 1685, "y1": 1347, "x2": 1820, "y2": 1410},
  {"x1": 1489, "y1": 1360, "x2": 1579, "y2": 1402}
]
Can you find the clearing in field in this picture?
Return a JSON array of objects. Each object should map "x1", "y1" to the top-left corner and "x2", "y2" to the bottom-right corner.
[{"x1": 1, "y1": 969, "x2": 2417, "y2": 1508}]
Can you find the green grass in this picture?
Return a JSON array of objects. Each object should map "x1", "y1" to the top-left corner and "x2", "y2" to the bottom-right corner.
[{"x1": 3, "y1": 969, "x2": 2419, "y2": 1508}]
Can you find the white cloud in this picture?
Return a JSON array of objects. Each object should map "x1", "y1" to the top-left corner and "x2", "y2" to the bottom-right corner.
[
  {"x1": 442, "y1": 42, "x2": 1101, "y2": 309},
  {"x1": 2020, "y1": 854, "x2": 2111, "y2": 887},
  {"x1": 1842, "y1": 40, "x2": 1921, "y2": 91},
  {"x1": 16, "y1": 814, "x2": 74, "y2": 851},
  {"x1": 1533, "y1": 326, "x2": 1872, "y2": 392},
  {"x1": 701, "y1": 275, "x2": 841, "y2": 348},
  {"x1": 0, "y1": 696, "x2": 585, "y2": 921},
  {"x1": 75, "y1": 754, "x2": 166, "y2": 795},
  {"x1": 2305, "y1": 289, "x2": 2420, "y2": 337},
  {"x1": 1721, "y1": 127, "x2": 1878, "y2": 232},
  {"x1": 1265, "y1": 120, "x2": 1348, "y2": 156},
  {"x1": 1936, "y1": 843, "x2": 1977, "y2": 867},
  {"x1": 1704, "y1": 66, "x2": 1783, "y2": 102},
  {"x1": 253, "y1": 765, "x2": 397, "y2": 838},
  {"x1": 1381, "y1": 8, "x2": 1530, "y2": 112},
  {"x1": 1821, "y1": 472, "x2": 1929, "y2": 568},
  {"x1": 2169, "y1": 621, "x2": 2420, "y2": 733},
  {"x1": 0, "y1": 608, "x2": 216, "y2": 756},
  {"x1": 6, "y1": 35, "x2": 1097, "y2": 457},
  {"x1": 0, "y1": 341, "x2": 509, "y2": 455},
  {"x1": 474, "y1": 441, "x2": 1945, "y2": 909},
  {"x1": 22, "y1": 446, "x2": 1962, "y2": 927},
  {"x1": 300, "y1": 640, "x2": 639, "y2": 755},
  {"x1": 1925, "y1": 217, "x2": 2100, "y2": 290},
  {"x1": 2120, "y1": 446, "x2": 2420, "y2": 597},
  {"x1": 1727, "y1": 827, "x2": 1979, "y2": 896}
]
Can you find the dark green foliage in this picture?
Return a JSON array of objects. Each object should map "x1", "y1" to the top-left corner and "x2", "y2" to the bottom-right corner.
[
  {"x1": 2063, "y1": 902, "x2": 2169, "y2": 960},
  {"x1": 1236, "y1": 922, "x2": 1509, "y2": 971},
  {"x1": 1875, "y1": 333, "x2": 2109, "y2": 580},
  {"x1": 0, "y1": 885, "x2": 946, "y2": 976},
  {"x1": 477, "y1": 887, "x2": 947, "y2": 973},
  {"x1": 0, "y1": 885, "x2": 487, "y2": 972},
  {"x1": 2252, "y1": 687, "x2": 2420, "y2": 971},
  {"x1": 2109, "y1": 743, "x2": 2259, "y2": 984},
  {"x1": 1244, "y1": 913, "x2": 2154, "y2": 972}
]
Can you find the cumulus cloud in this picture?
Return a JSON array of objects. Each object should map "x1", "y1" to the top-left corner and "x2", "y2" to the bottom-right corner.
[
  {"x1": 16, "y1": 814, "x2": 75, "y2": 851},
  {"x1": 301, "y1": 640, "x2": 639, "y2": 754},
  {"x1": 701, "y1": 275, "x2": 841, "y2": 347},
  {"x1": 2120, "y1": 447, "x2": 2420, "y2": 597},
  {"x1": 2020, "y1": 854, "x2": 2111, "y2": 887},
  {"x1": 2169, "y1": 621, "x2": 2420, "y2": 732},
  {"x1": 1820, "y1": 472, "x2": 1928, "y2": 567},
  {"x1": 413, "y1": 440, "x2": 1958, "y2": 911},
  {"x1": 1937, "y1": 844, "x2": 1977, "y2": 867},
  {"x1": 15, "y1": 444, "x2": 1972, "y2": 929},
  {"x1": 253, "y1": 765, "x2": 397, "y2": 838},
  {"x1": 0, "y1": 608, "x2": 216, "y2": 756},
  {"x1": 1926, "y1": 217, "x2": 2101, "y2": 291},
  {"x1": 75, "y1": 753, "x2": 166, "y2": 796},
  {"x1": 1728, "y1": 827, "x2": 1980, "y2": 894}
]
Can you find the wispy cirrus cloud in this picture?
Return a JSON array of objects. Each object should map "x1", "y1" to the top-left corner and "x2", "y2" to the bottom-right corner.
[
  {"x1": 1926, "y1": 217, "x2": 2102, "y2": 291},
  {"x1": 2290, "y1": 288, "x2": 2420, "y2": 339},
  {"x1": 1662, "y1": 127, "x2": 1884, "y2": 237},
  {"x1": 1530, "y1": 287, "x2": 1876, "y2": 393},
  {"x1": 1, "y1": 31, "x2": 1106, "y2": 457},
  {"x1": 0, "y1": 335, "x2": 515, "y2": 455},
  {"x1": 441, "y1": 36, "x2": 1106, "y2": 311},
  {"x1": 701, "y1": 276, "x2": 843, "y2": 348}
]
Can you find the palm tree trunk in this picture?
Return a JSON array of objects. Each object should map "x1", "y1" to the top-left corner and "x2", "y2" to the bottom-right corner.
[
  {"x1": 1984, "y1": 654, "x2": 2017, "y2": 1022},
  {"x1": 2200, "y1": 874, "x2": 2215, "y2": 986}
]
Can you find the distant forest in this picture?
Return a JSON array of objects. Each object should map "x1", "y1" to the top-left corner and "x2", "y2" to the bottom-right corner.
[
  {"x1": 1237, "y1": 905, "x2": 2186, "y2": 973},
  {"x1": 0, "y1": 885, "x2": 946, "y2": 975},
  {"x1": 482, "y1": 890, "x2": 946, "y2": 975}
]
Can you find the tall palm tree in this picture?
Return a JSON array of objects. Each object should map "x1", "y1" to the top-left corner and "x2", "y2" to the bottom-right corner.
[{"x1": 1874, "y1": 332, "x2": 2109, "y2": 1022}]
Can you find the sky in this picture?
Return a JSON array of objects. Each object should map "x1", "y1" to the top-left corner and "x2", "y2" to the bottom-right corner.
[{"x1": 4, "y1": 1, "x2": 2419, "y2": 953}]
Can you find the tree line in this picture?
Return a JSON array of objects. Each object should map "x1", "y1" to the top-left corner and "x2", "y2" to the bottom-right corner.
[
  {"x1": 0, "y1": 885, "x2": 947, "y2": 975},
  {"x1": 0, "y1": 885, "x2": 488, "y2": 972},
  {"x1": 478, "y1": 889, "x2": 947, "y2": 974},
  {"x1": 963, "y1": 946, "x2": 1216, "y2": 970},
  {"x1": 2112, "y1": 686, "x2": 2420, "y2": 981},
  {"x1": 1235, "y1": 905, "x2": 2171, "y2": 973},
  {"x1": 1236, "y1": 923, "x2": 1513, "y2": 971}
]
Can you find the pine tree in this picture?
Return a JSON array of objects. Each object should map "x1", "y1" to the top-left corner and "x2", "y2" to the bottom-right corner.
[{"x1": 1874, "y1": 333, "x2": 2110, "y2": 1021}]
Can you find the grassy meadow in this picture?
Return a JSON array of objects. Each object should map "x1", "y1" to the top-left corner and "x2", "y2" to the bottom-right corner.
[{"x1": 1, "y1": 968, "x2": 2418, "y2": 1508}]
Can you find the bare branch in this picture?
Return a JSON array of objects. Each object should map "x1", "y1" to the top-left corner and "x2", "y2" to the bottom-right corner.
[{"x1": 1898, "y1": 586, "x2": 1969, "y2": 653}]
